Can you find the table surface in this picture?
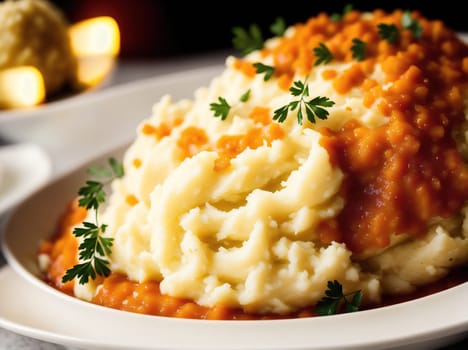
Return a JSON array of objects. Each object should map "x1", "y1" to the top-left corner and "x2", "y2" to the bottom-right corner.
[{"x1": 1, "y1": 50, "x2": 468, "y2": 350}]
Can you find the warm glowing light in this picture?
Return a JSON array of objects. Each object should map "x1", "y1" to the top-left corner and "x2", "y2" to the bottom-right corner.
[
  {"x1": 0, "y1": 17, "x2": 120, "y2": 109},
  {"x1": 0, "y1": 66, "x2": 45, "y2": 109},
  {"x1": 76, "y1": 55, "x2": 116, "y2": 88},
  {"x1": 69, "y1": 16, "x2": 120, "y2": 88},
  {"x1": 69, "y1": 16, "x2": 120, "y2": 57}
]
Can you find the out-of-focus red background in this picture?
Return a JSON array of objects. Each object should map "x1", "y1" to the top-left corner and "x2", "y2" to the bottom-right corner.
[{"x1": 51, "y1": 0, "x2": 467, "y2": 59}]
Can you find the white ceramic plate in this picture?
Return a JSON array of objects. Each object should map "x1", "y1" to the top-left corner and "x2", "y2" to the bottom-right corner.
[
  {"x1": 0, "y1": 143, "x2": 51, "y2": 215},
  {"x1": 1, "y1": 146, "x2": 468, "y2": 350}
]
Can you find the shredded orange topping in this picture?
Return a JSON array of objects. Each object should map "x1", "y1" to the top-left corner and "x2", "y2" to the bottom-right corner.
[
  {"x1": 214, "y1": 123, "x2": 285, "y2": 171},
  {"x1": 248, "y1": 106, "x2": 271, "y2": 125},
  {"x1": 141, "y1": 122, "x2": 171, "y2": 140},
  {"x1": 321, "y1": 69, "x2": 337, "y2": 80},
  {"x1": 125, "y1": 194, "x2": 139, "y2": 207},
  {"x1": 132, "y1": 158, "x2": 142, "y2": 168},
  {"x1": 277, "y1": 73, "x2": 293, "y2": 90},
  {"x1": 141, "y1": 117, "x2": 182, "y2": 141},
  {"x1": 231, "y1": 9, "x2": 468, "y2": 253},
  {"x1": 332, "y1": 63, "x2": 366, "y2": 94},
  {"x1": 177, "y1": 126, "x2": 209, "y2": 159},
  {"x1": 232, "y1": 58, "x2": 256, "y2": 78}
]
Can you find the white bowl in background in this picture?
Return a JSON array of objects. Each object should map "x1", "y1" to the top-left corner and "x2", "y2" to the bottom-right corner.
[{"x1": 0, "y1": 143, "x2": 51, "y2": 216}]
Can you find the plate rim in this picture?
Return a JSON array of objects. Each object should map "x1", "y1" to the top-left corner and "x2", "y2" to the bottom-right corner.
[{"x1": 0, "y1": 265, "x2": 467, "y2": 350}]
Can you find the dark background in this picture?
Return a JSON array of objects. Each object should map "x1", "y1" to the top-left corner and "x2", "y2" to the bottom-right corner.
[{"x1": 48, "y1": 0, "x2": 467, "y2": 59}]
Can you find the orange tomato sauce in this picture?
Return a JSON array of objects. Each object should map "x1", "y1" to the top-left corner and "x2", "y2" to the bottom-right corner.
[
  {"x1": 38, "y1": 202, "x2": 468, "y2": 320},
  {"x1": 233, "y1": 8, "x2": 468, "y2": 253},
  {"x1": 39, "y1": 201, "x2": 319, "y2": 320}
]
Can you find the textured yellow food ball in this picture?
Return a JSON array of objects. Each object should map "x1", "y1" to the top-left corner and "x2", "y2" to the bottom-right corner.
[{"x1": 0, "y1": 0, "x2": 77, "y2": 95}]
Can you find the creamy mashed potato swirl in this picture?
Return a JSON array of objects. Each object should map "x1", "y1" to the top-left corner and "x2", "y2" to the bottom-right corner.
[{"x1": 73, "y1": 9, "x2": 468, "y2": 315}]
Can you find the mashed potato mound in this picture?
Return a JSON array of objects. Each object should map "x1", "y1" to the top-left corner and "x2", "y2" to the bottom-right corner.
[
  {"x1": 0, "y1": 0, "x2": 76, "y2": 95},
  {"x1": 72, "y1": 9, "x2": 468, "y2": 315}
]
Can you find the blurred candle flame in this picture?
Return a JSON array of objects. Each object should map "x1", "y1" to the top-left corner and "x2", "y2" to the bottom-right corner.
[
  {"x1": 69, "y1": 16, "x2": 120, "y2": 57},
  {"x1": 69, "y1": 16, "x2": 121, "y2": 87},
  {"x1": 0, "y1": 66, "x2": 45, "y2": 109}
]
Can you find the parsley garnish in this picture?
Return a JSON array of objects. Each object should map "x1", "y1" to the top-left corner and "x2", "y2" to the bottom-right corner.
[
  {"x1": 316, "y1": 280, "x2": 363, "y2": 315},
  {"x1": 253, "y1": 62, "x2": 275, "y2": 81},
  {"x1": 232, "y1": 24, "x2": 264, "y2": 55},
  {"x1": 401, "y1": 10, "x2": 423, "y2": 39},
  {"x1": 270, "y1": 16, "x2": 286, "y2": 36},
  {"x1": 87, "y1": 157, "x2": 124, "y2": 179},
  {"x1": 240, "y1": 89, "x2": 251, "y2": 102},
  {"x1": 313, "y1": 43, "x2": 333, "y2": 66},
  {"x1": 331, "y1": 3, "x2": 353, "y2": 22},
  {"x1": 273, "y1": 78, "x2": 335, "y2": 125},
  {"x1": 62, "y1": 158, "x2": 124, "y2": 285},
  {"x1": 232, "y1": 17, "x2": 288, "y2": 55},
  {"x1": 351, "y1": 38, "x2": 366, "y2": 61},
  {"x1": 377, "y1": 23, "x2": 400, "y2": 44},
  {"x1": 210, "y1": 97, "x2": 231, "y2": 121}
]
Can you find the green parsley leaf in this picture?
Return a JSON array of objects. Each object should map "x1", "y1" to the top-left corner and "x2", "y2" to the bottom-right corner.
[
  {"x1": 87, "y1": 157, "x2": 125, "y2": 179},
  {"x1": 330, "y1": 13, "x2": 341, "y2": 23},
  {"x1": 377, "y1": 23, "x2": 400, "y2": 44},
  {"x1": 289, "y1": 80, "x2": 305, "y2": 96},
  {"x1": 210, "y1": 97, "x2": 231, "y2": 121},
  {"x1": 306, "y1": 96, "x2": 335, "y2": 122},
  {"x1": 77, "y1": 180, "x2": 105, "y2": 210},
  {"x1": 272, "y1": 104, "x2": 290, "y2": 123},
  {"x1": 109, "y1": 157, "x2": 124, "y2": 178},
  {"x1": 270, "y1": 17, "x2": 286, "y2": 36},
  {"x1": 273, "y1": 78, "x2": 335, "y2": 125},
  {"x1": 240, "y1": 89, "x2": 251, "y2": 102},
  {"x1": 401, "y1": 10, "x2": 423, "y2": 39},
  {"x1": 345, "y1": 290, "x2": 363, "y2": 313},
  {"x1": 343, "y1": 3, "x2": 354, "y2": 15},
  {"x1": 351, "y1": 38, "x2": 366, "y2": 61},
  {"x1": 87, "y1": 166, "x2": 112, "y2": 179},
  {"x1": 74, "y1": 223, "x2": 111, "y2": 259},
  {"x1": 316, "y1": 280, "x2": 363, "y2": 316},
  {"x1": 313, "y1": 43, "x2": 333, "y2": 66},
  {"x1": 232, "y1": 24, "x2": 264, "y2": 55},
  {"x1": 331, "y1": 3, "x2": 354, "y2": 22},
  {"x1": 62, "y1": 261, "x2": 96, "y2": 285},
  {"x1": 94, "y1": 256, "x2": 112, "y2": 277},
  {"x1": 253, "y1": 62, "x2": 275, "y2": 81},
  {"x1": 62, "y1": 158, "x2": 124, "y2": 285}
]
